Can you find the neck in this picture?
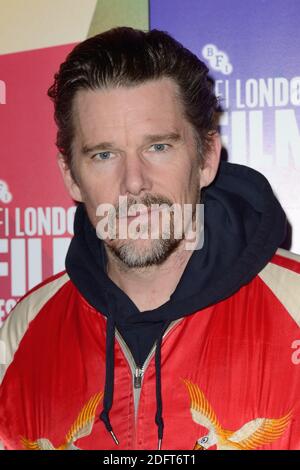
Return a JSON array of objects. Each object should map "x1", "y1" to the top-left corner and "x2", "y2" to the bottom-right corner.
[{"x1": 105, "y1": 241, "x2": 194, "y2": 312}]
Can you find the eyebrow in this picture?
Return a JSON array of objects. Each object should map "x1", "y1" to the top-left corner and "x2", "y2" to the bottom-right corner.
[
  {"x1": 143, "y1": 132, "x2": 182, "y2": 145},
  {"x1": 81, "y1": 141, "x2": 116, "y2": 154},
  {"x1": 81, "y1": 132, "x2": 182, "y2": 155}
]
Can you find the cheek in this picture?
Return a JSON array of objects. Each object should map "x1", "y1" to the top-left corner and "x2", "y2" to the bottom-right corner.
[
  {"x1": 77, "y1": 168, "x2": 107, "y2": 203},
  {"x1": 158, "y1": 165, "x2": 199, "y2": 204},
  {"x1": 77, "y1": 173, "x2": 119, "y2": 225},
  {"x1": 182, "y1": 163, "x2": 201, "y2": 198},
  {"x1": 189, "y1": 163, "x2": 202, "y2": 196},
  {"x1": 74, "y1": 178, "x2": 102, "y2": 221}
]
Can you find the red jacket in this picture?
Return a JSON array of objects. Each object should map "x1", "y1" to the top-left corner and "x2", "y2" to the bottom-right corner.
[{"x1": 1, "y1": 248, "x2": 300, "y2": 450}]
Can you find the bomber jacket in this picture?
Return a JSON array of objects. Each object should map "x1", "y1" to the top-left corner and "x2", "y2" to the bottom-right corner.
[{"x1": 0, "y1": 162, "x2": 300, "y2": 450}]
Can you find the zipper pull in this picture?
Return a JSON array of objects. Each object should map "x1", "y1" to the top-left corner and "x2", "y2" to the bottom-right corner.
[{"x1": 134, "y1": 368, "x2": 144, "y2": 389}]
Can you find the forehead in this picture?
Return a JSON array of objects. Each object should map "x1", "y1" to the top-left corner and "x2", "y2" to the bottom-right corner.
[{"x1": 72, "y1": 78, "x2": 190, "y2": 143}]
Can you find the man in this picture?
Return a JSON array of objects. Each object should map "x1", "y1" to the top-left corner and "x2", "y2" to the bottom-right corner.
[{"x1": 0, "y1": 27, "x2": 300, "y2": 451}]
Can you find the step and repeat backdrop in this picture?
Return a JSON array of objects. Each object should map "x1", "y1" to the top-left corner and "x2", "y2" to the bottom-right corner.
[
  {"x1": 0, "y1": 0, "x2": 148, "y2": 326},
  {"x1": 150, "y1": 0, "x2": 300, "y2": 251},
  {"x1": 0, "y1": 0, "x2": 299, "y2": 326}
]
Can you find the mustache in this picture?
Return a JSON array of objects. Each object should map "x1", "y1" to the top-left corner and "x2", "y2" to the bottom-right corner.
[{"x1": 115, "y1": 194, "x2": 174, "y2": 216}]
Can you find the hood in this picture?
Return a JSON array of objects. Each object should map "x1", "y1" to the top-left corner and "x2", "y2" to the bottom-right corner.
[{"x1": 65, "y1": 161, "x2": 286, "y2": 449}]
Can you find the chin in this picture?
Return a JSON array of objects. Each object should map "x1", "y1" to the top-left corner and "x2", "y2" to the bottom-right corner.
[{"x1": 106, "y1": 237, "x2": 180, "y2": 268}]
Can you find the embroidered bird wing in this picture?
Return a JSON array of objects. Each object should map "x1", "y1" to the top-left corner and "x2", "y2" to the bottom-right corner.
[
  {"x1": 21, "y1": 437, "x2": 39, "y2": 450},
  {"x1": 21, "y1": 437, "x2": 55, "y2": 450},
  {"x1": 36, "y1": 438, "x2": 56, "y2": 450},
  {"x1": 183, "y1": 379, "x2": 222, "y2": 434},
  {"x1": 228, "y1": 411, "x2": 292, "y2": 449},
  {"x1": 64, "y1": 392, "x2": 103, "y2": 446},
  {"x1": 21, "y1": 392, "x2": 103, "y2": 450}
]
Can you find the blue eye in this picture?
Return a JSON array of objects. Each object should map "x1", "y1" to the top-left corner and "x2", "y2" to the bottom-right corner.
[
  {"x1": 150, "y1": 143, "x2": 169, "y2": 152},
  {"x1": 93, "y1": 151, "x2": 112, "y2": 160}
]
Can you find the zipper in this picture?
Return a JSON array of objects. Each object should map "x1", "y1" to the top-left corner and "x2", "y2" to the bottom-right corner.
[
  {"x1": 115, "y1": 330, "x2": 154, "y2": 420},
  {"x1": 134, "y1": 367, "x2": 144, "y2": 389},
  {"x1": 115, "y1": 318, "x2": 182, "y2": 421}
]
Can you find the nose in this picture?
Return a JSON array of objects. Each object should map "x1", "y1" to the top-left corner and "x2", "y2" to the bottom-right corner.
[{"x1": 120, "y1": 151, "x2": 152, "y2": 196}]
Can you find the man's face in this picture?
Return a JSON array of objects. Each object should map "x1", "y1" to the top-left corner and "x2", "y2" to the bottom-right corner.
[{"x1": 59, "y1": 78, "x2": 220, "y2": 268}]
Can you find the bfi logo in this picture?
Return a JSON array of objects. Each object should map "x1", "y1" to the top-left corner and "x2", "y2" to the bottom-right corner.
[
  {"x1": 0, "y1": 80, "x2": 6, "y2": 104},
  {"x1": 0, "y1": 180, "x2": 12, "y2": 204},
  {"x1": 202, "y1": 44, "x2": 233, "y2": 75}
]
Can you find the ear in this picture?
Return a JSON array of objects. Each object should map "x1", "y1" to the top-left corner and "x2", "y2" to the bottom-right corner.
[
  {"x1": 199, "y1": 133, "x2": 221, "y2": 188},
  {"x1": 57, "y1": 153, "x2": 83, "y2": 202}
]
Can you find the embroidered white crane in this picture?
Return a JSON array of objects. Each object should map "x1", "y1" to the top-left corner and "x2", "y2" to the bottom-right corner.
[
  {"x1": 183, "y1": 380, "x2": 292, "y2": 450},
  {"x1": 21, "y1": 392, "x2": 103, "y2": 450}
]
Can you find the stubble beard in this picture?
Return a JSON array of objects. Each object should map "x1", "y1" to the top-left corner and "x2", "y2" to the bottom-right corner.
[{"x1": 103, "y1": 190, "x2": 200, "y2": 269}]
